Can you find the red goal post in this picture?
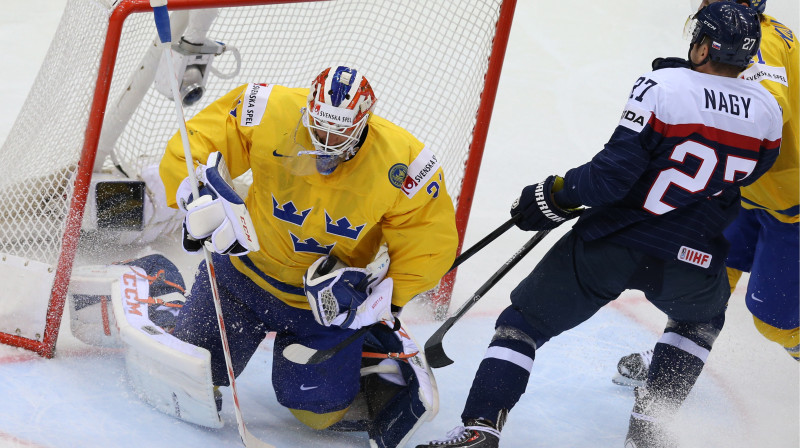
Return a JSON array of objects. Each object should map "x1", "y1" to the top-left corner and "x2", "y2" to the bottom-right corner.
[{"x1": 0, "y1": 0, "x2": 517, "y2": 357}]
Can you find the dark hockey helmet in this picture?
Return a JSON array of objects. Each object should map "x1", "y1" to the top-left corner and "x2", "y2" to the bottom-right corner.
[{"x1": 687, "y1": 1, "x2": 761, "y2": 69}]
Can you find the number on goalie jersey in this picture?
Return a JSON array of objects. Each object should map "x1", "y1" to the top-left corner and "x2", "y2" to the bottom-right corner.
[
  {"x1": 159, "y1": 66, "x2": 457, "y2": 445},
  {"x1": 418, "y1": 3, "x2": 781, "y2": 448}
]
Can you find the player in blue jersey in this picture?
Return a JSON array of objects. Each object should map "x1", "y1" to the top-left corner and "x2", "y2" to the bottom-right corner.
[
  {"x1": 416, "y1": 3, "x2": 781, "y2": 448},
  {"x1": 615, "y1": 0, "x2": 798, "y2": 391},
  {"x1": 159, "y1": 66, "x2": 458, "y2": 447}
]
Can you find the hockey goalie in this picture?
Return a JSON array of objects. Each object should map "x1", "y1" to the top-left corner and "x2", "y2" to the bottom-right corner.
[{"x1": 69, "y1": 251, "x2": 438, "y2": 447}]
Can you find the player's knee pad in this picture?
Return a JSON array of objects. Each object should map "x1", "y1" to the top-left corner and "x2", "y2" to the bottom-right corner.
[
  {"x1": 490, "y1": 306, "x2": 542, "y2": 357},
  {"x1": 660, "y1": 313, "x2": 725, "y2": 362},
  {"x1": 752, "y1": 315, "x2": 800, "y2": 360},
  {"x1": 289, "y1": 407, "x2": 350, "y2": 430}
]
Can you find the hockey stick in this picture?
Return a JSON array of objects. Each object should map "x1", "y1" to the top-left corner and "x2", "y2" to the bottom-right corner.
[
  {"x1": 451, "y1": 214, "x2": 520, "y2": 271},
  {"x1": 424, "y1": 229, "x2": 551, "y2": 368},
  {"x1": 150, "y1": 3, "x2": 273, "y2": 448},
  {"x1": 282, "y1": 215, "x2": 520, "y2": 365}
]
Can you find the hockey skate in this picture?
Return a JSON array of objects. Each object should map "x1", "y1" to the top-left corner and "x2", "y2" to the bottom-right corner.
[
  {"x1": 415, "y1": 416, "x2": 503, "y2": 448},
  {"x1": 612, "y1": 349, "x2": 653, "y2": 388}
]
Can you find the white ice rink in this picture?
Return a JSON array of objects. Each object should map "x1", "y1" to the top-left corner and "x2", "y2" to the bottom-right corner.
[{"x1": 1, "y1": 1, "x2": 798, "y2": 447}]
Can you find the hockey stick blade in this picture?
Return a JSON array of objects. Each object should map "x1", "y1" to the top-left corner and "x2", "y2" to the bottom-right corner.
[
  {"x1": 282, "y1": 217, "x2": 520, "y2": 365},
  {"x1": 424, "y1": 230, "x2": 551, "y2": 369}
]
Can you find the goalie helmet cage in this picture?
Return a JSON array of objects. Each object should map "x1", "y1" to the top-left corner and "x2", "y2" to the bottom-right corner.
[{"x1": 0, "y1": 0, "x2": 516, "y2": 358}]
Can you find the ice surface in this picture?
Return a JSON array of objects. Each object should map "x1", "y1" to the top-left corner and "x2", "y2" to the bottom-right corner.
[{"x1": 0, "y1": 1, "x2": 797, "y2": 447}]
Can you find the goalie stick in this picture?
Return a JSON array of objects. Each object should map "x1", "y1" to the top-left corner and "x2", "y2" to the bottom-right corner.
[
  {"x1": 424, "y1": 229, "x2": 551, "y2": 368},
  {"x1": 151, "y1": 3, "x2": 273, "y2": 447},
  {"x1": 282, "y1": 215, "x2": 521, "y2": 365}
]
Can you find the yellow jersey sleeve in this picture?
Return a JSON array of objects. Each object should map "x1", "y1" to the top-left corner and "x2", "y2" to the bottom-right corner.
[{"x1": 160, "y1": 84, "x2": 255, "y2": 208}]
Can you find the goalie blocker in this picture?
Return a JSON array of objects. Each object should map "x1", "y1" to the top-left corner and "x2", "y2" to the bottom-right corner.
[{"x1": 68, "y1": 254, "x2": 437, "y2": 446}]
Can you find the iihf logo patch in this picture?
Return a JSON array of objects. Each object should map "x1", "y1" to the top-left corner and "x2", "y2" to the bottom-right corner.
[
  {"x1": 388, "y1": 163, "x2": 408, "y2": 189},
  {"x1": 677, "y1": 246, "x2": 712, "y2": 268}
]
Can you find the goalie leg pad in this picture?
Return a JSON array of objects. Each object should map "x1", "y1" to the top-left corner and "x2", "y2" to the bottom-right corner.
[
  {"x1": 354, "y1": 322, "x2": 438, "y2": 448},
  {"x1": 68, "y1": 253, "x2": 186, "y2": 346},
  {"x1": 107, "y1": 262, "x2": 220, "y2": 428}
]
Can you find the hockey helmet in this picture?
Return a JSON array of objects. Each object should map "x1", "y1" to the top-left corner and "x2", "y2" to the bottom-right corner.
[{"x1": 686, "y1": 1, "x2": 761, "y2": 69}]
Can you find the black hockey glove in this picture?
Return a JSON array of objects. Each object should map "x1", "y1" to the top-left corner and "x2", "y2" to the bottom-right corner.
[
  {"x1": 651, "y1": 57, "x2": 690, "y2": 70},
  {"x1": 510, "y1": 175, "x2": 582, "y2": 231}
]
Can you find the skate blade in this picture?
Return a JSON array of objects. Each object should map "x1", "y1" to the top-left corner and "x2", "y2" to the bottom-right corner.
[{"x1": 611, "y1": 373, "x2": 645, "y2": 388}]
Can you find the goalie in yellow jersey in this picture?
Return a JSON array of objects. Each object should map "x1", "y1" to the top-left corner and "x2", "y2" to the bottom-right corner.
[
  {"x1": 159, "y1": 66, "x2": 458, "y2": 447},
  {"x1": 614, "y1": 0, "x2": 799, "y2": 393}
]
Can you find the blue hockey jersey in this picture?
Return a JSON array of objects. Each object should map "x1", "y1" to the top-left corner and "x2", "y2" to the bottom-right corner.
[{"x1": 557, "y1": 67, "x2": 782, "y2": 271}]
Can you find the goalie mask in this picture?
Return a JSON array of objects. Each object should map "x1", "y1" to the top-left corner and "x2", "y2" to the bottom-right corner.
[{"x1": 301, "y1": 66, "x2": 376, "y2": 164}]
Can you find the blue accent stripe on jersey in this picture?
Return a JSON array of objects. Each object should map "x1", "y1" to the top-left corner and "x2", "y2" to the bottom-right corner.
[
  {"x1": 239, "y1": 255, "x2": 305, "y2": 296},
  {"x1": 741, "y1": 197, "x2": 800, "y2": 217}
]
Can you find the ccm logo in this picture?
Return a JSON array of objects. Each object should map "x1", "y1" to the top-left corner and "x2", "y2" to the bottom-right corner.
[{"x1": 239, "y1": 216, "x2": 253, "y2": 243}]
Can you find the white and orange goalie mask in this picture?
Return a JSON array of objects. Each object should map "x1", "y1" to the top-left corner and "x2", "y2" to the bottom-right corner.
[{"x1": 301, "y1": 66, "x2": 377, "y2": 159}]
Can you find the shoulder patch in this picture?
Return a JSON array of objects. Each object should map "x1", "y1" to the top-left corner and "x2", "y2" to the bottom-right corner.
[
  {"x1": 400, "y1": 147, "x2": 441, "y2": 199},
  {"x1": 388, "y1": 163, "x2": 408, "y2": 189},
  {"x1": 740, "y1": 62, "x2": 789, "y2": 87},
  {"x1": 618, "y1": 103, "x2": 651, "y2": 132},
  {"x1": 241, "y1": 83, "x2": 273, "y2": 127}
]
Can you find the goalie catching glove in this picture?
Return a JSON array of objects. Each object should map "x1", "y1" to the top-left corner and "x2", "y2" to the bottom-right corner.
[
  {"x1": 304, "y1": 245, "x2": 393, "y2": 330},
  {"x1": 176, "y1": 152, "x2": 259, "y2": 256},
  {"x1": 511, "y1": 175, "x2": 583, "y2": 231}
]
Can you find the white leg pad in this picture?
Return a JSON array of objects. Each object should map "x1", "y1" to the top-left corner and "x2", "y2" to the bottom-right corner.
[
  {"x1": 111, "y1": 269, "x2": 222, "y2": 428},
  {"x1": 70, "y1": 264, "x2": 221, "y2": 428},
  {"x1": 68, "y1": 265, "x2": 131, "y2": 347}
]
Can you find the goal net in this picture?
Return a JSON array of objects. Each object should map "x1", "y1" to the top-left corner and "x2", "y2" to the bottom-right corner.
[{"x1": 0, "y1": 0, "x2": 516, "y2": 357}]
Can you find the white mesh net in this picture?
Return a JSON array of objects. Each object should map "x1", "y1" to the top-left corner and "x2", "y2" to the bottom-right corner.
[{"x1": 0, "y1": 0, "x2": 507, "y2": 349}]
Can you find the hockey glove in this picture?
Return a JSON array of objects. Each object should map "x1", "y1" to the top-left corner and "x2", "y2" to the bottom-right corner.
[
  {"x1": 304, "y1": 245, "x2": 393, "y2": 330},
  {"x1": 510, "y1": 175, "x2": 582, "y2": 231},
  {"x1": 651, "y1": 57, "x2": 690, "y2": 70},
  {"x1": 176, "y1": 152, "x2": 259, "y2": 256}
]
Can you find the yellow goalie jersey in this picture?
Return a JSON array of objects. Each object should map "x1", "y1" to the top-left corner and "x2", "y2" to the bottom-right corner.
[
  {"x1": 160, "y1": 83, "x2": 458, "y2": 309},
  {"x1": 739, "y1": 15, "x2": 799, "y2": 223}
]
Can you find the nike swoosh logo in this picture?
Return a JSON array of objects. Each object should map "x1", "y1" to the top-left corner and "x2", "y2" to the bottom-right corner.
[
  {"x1": 299, "y1": 384, "x2": 318, "y2": 391},
  {"x1": 751, "y1": 293, "x2": 763, "y2": 302},
  {"x1": 273, "y1": 149, "x2": 290, "y2": 158}
]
